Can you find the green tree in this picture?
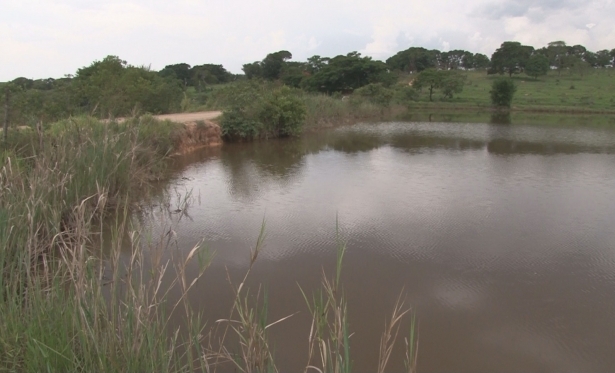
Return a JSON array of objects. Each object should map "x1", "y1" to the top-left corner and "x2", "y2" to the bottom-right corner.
[
  {"x1": 490, "y1": 78, "x2": 517, "y2": 108},
  {"x1": 386, "y1": 47, "x2": 439, "y2": 73},
  {"x1": 595, "y1": 50, "x2": 613, "y2": 67},
  {"x1": 472, "y1": 53, "x2": 491, "y2": 69},
  {"x1": 413, "y1": 69, "x2": 466, "y2": 101},
  {"x1": 489, "y1": 41, "x2": 534, "y2": 77},
  {"x1": 302, "y1": 52, "x2": 395, "y2": 93},
  {"x1": 262, "y1": 50, "x2": 293, "y2": 80},
  {"x1": 306, "y1": 55, "x2": 329, "y2": 74},
  {"x1": 525, "y1": 54, "x2": 550, "y2": 79},
  {"x1": 158, "y1": 63, "x2": 192, "y2": 86},
  {"x1": 242, "y1": 62, "x2": 263, "y2": 79},
  {"x1": 190, "y1": 64, "x2": 233, "y2": 91},
  {"x1": 73, "y1": 55, "x2": 182, "y2": 117},
  {"x1": 280, "y1": 62, "x2": 308, "y2": 88},
  {"x1": 440, "y1": 71, "x2": 467, "y2": 99},
  {"x1": 353, "y1": 83, "x2": 394, "y2": 107}
]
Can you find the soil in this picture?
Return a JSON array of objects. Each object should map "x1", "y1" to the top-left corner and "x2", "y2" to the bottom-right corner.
[{"x1": 153, "y1": 111, "x2": 222, "y2": 123}]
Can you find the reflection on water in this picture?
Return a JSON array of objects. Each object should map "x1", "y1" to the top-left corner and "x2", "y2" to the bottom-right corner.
[{"x1": 139, "y1": 118, "x2": 615, "y2": 372}]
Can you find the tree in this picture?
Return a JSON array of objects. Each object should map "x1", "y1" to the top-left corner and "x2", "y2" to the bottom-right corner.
[
  {"x1": 542, "y1": 41, "x2": 568, "y2": 75},
  {"x1": 353, "y1": 83, "x2": 394, "y2": 107},
  {"x1": 490, "y1": 78, "x2": 517, "y2": 108},
  {"x1": 158, "y1": 63, "x2": 192, "y2": 86},
  {"x1": 73, "y1": 55, "x2": 182, "y2": 117},
  {"x1": 386, "y1": 47, "x2": 439, "y2": 73},
  {"x1": 595, "y1": 50, "x2": 613, "y2": 67},
  {"x1": 525, "y1": 54, "x2": 550, "y2": 79},
  {"x1": 439, "y1": 71, "x2": 467, "y2": 98},
  {"x1": 261, "y1": 50, "x2": 293, "y2": 80},
  {"x1": 412, "y1": 69, "x2": 466, "y2": 101},
  {"x1": 306, "y1": 55, "x2": 329, "y2": 74},
  {"x1": 302, "y1": 52, "x2": 395, "y2": 93},
  {"x1": 280, "y1": 62, "x2": 308, "y2": 88},
  {"x1": 242, "y1": 62, "x2": 263, "y2": 79},
  {"x1": 462, "y1": 53, "x2": 490, "y2": 69},
  {"x1": 190, "y1": 64, "x2": 233, "y2": 90},
  {"x1": 489, "y1": 41, "x2": 534, "y2": 77},
  {"x1": 473, "y1": 53, "x2": 491, "y2": 69}
]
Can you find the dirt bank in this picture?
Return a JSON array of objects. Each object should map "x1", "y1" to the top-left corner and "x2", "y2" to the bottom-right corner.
[
  {"x1": 152, "y1": 111, "x2": 224, "y2": 155},
  {"x1": 173, "y1": 119, "x2": 222, "y2": 155},
  {"x1": 153, "y1": 111, "x2": 222, "y2": 123}
]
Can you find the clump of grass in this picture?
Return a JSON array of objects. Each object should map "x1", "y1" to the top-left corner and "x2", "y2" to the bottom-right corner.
[
  {"x1": 0, "y1": 115, "x2": 211, "y2": 371},
  {"x1": 300, "y1": 222, "x2": 352, "y2": 373}
]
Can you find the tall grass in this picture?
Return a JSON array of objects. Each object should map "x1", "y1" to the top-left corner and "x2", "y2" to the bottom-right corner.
[{"x1": 0, "y1": 116, "x2": 212, "y2": 371}]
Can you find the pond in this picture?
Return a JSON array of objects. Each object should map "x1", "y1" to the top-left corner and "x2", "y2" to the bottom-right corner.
[{"x1": 134, "y1": 117, "x2": 615, "y2": 372}]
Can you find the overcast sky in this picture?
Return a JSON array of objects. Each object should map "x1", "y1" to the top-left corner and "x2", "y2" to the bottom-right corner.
[{"x1": 1, "y1": 0, "x2": 614, "y2": 81}]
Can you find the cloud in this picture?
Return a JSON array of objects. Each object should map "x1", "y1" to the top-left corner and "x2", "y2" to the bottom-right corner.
[
  {"x1": 478, "y1": 0, "x2": 586, "y2": 20},
  {"x1": 1, "y1": 0, "x2": 614, "y2": 81}
]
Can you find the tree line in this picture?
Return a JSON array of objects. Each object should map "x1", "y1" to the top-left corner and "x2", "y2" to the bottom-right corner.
[{"x1": 1, "y1": 40, "x2": 614, "y2": 126}]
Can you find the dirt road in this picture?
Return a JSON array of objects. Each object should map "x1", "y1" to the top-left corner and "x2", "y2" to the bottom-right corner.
[{"x1": 153, "y1": 111, "x2": 222, "y2": 123}]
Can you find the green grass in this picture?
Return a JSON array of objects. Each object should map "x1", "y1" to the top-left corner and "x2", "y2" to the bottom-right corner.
[{"x1": 403, "y1": 68, "x2": 615, "y2": 112}]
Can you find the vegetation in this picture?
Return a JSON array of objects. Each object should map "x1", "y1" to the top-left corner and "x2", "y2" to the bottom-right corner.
[
  {"x1": 412, "y1": 69, "x2": 467, "y2": 101},
  {"x1": 1, "y1": 39, "x2": 614, "y2": 138},
  {"x1": 219, "y1": 85, "x2": 307, "y2": 140},
  {"x1": 0, "y1": 117, "x2": 419, "y2": 371},
  {"x1": 490, "y1": 78, "x2": 517, "y2": 108},
  {"x1": 404, "y1": 68, "x2": 615, "y2": 112}
]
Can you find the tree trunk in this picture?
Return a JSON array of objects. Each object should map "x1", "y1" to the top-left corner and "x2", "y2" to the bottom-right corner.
[{"x1": 3, "y1": 90, "x2": 9, "y2": 144}]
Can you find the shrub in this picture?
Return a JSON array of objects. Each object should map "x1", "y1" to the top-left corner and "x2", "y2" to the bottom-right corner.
[
  {"x1": 220, "y1": 86, "x2": 306, "y2": 140},
  {"x1": 353, "y1": 83, "x2": 394, "y2": 107},
  {"x1": 490, "y1": 78, "x2": 517, "y2": 108}
]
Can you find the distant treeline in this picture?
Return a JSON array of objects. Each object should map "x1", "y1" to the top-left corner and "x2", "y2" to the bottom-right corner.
[{"x1": 1, "y1": 41, "x2": 614, "y2": 123}]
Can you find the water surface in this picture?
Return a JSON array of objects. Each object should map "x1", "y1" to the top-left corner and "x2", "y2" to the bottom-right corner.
[{"x1": 140, "y1": 119, "x2": 615, "y2": 372}]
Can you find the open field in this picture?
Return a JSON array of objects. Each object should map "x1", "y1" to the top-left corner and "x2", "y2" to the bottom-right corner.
[{"x1": 404, "y1": 68, "x2": 615, "y2": 113}]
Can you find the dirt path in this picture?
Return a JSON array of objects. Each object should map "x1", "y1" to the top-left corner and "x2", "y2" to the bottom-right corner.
[{"x1": 153, "y1": 111, "x2": 222, "y2": 123}]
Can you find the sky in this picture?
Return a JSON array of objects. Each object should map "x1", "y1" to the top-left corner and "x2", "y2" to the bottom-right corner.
[{"x1": 1, "y1": 0, "x2": 614, "y2": 81}]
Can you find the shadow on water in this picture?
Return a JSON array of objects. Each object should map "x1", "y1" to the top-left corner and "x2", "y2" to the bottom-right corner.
[{"x1": 490, "y1": 111, "x2": 512, "y2": 125}]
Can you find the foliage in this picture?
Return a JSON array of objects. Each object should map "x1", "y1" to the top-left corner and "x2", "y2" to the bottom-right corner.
[
  {"x1": 386, "y1": 47, "x2": 439, "y2": 73},
  {"x1": 490, "y1": 78, "x2": 517, "y2": 108},
  {"x1": 353, "y1": 83, "x2": 395, "y2": 107},
  {"x1": 220, "y1": 86, "x2": 306, "y2": 140},
  {"x1": 72, "y1": 56, "x2": 183, "y2": 117},
  {"x1": 387, "y1": 47, "x2": 490, "y2": 73},
  {"x1": 302, "y1": 52, "x2": 396, "y2": 94},
  {"x1": 394, "y1": 85, "x2": 419, "y2": 103},
  {"x1": 489, "y1": 41, "x2": 534, "y2": 77},
  {"x1": 412, "y1": 69, "x2": 466, "y2": 101},
  {"x1": 525, "y1": 54, "x2": 550, "y2": 79},
  {"x1": 242, "y1": 50, "x2": 294, "y2": 81}
]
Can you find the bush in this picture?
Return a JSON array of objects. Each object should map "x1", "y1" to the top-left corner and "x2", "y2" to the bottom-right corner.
[
  {"x1": 353, "y1": 83, "x2": 394, "y2": 107},
  {"x1": 220, "y1": 86, "x2": 306, "y2": 140},
  {"x1": 490, "y1": 78, "x2": 517, "y2": 108}
]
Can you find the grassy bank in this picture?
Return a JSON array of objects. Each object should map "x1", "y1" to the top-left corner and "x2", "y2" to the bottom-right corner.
[
  {"x1": 182, "y1": 69, "x2": 615, "y2": 119},
  {"x1": 0, "y1": 116, "x2": 200, "y2": 371},
  {"x1": 404, "y1": 68, "x2": 615, "y2": 113},
  {"x1": 0, "y1": 116, "x2": 417, "y2": 372}
]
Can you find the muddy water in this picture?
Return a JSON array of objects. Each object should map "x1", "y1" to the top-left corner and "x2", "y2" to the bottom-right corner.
[{"x1": 139, "y1": 119, "x2": 615, "y2": 372}]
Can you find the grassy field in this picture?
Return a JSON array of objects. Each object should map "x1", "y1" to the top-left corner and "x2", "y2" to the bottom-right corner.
[{"x1": 403, "y1": 68, "x2": 615, "y2": 113}]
